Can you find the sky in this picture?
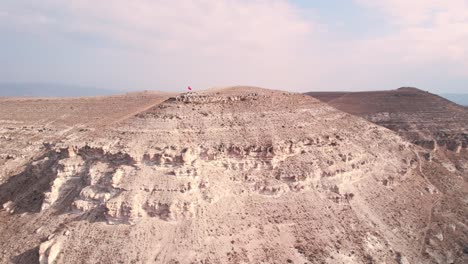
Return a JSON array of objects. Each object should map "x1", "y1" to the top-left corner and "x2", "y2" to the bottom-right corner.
[{"x1": 1, "y1": 0, "x2": 467, "y2": 93}]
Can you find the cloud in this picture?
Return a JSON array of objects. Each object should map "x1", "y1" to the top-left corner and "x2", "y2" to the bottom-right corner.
[
  {"x1": 2, "y1": 1, "x2": 312, "y2": 50},
  {"x1": 1, "y1": 0, "x2": 467, "y2": 92},
  {"x1": 356, "y1": 0, "x2": 468, "y2": 26},
  {"x1": 60, "y1": 1, "x2": 310, "y2": 54},
  {"x1": 0, "y1": 0, "x2": 326, "y2": 90},
  {"x1": 355, "y1": 0, "x2": 468, "y2": 72}
]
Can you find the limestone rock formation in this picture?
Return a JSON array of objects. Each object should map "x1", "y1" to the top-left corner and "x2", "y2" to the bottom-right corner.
[{"x1": 0, "y1": 87, "x2": 466, "y2": 263}]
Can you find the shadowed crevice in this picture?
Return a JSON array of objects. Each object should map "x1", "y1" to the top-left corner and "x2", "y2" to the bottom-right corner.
[
  {"x1": 0, "y1": 149, "x2": 67, "y2": 214},
  {"x1": 11, "y1": 246, "x2": 40, "y2": 264}
]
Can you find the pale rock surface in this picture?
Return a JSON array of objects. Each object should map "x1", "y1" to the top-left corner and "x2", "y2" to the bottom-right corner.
[{"x1": 0, "y1": 87, "x2": 466, "y2": 264}]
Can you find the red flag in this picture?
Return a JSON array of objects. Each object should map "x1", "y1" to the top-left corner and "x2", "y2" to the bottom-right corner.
[{"x1": 187, "y1": 86, "x2": 192, "y2": 91}]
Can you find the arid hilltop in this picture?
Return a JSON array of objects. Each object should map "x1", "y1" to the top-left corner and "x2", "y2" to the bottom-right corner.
[
  {"x1": 306, "y1": 87, "x2": 468, "y2": 152},
  {"x1": 0, "y1": 87, "x2": 466, "y2": 263}
]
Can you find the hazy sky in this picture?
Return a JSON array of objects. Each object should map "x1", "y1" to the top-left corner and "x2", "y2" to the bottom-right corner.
[{"x1": 1, "y1": 0, "x2": 468, "y2": 93}]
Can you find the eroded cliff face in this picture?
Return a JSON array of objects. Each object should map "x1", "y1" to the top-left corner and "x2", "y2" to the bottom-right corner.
[{"x1": 0, "y1": 87, "x2": 466, "y2": 264}]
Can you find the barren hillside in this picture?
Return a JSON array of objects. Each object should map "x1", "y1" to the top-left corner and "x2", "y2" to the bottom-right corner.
[
  {"x1": 306, "y1": 87, "x2": 468, "y2": 152},
  {"x1": 1, "y1": 87, "x2": 466, "y2": 264}
]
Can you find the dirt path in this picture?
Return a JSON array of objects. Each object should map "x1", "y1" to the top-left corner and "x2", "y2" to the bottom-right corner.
[
  {"x1": 418, "y1": 197, "x2": 440, "y2": 256},
  {"x1": 101, "y1": 95, "x2": 174, "y2": 128},
  {"x1": 412, "y1": 150, "x2": 441, "y2": 256}
]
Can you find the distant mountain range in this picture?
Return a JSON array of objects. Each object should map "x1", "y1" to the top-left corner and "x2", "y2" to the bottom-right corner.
[
  {"x1": 0, "y1": 82, "x2": 120, "y2": 97},
  {"x1": 439, "y1": 93, "x2": 468, "y2": 106}
]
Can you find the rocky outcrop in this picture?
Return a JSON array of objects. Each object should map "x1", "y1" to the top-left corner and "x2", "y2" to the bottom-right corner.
[{"x1": 170, "y1": 92, "x2": 259, "y2": 104}]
